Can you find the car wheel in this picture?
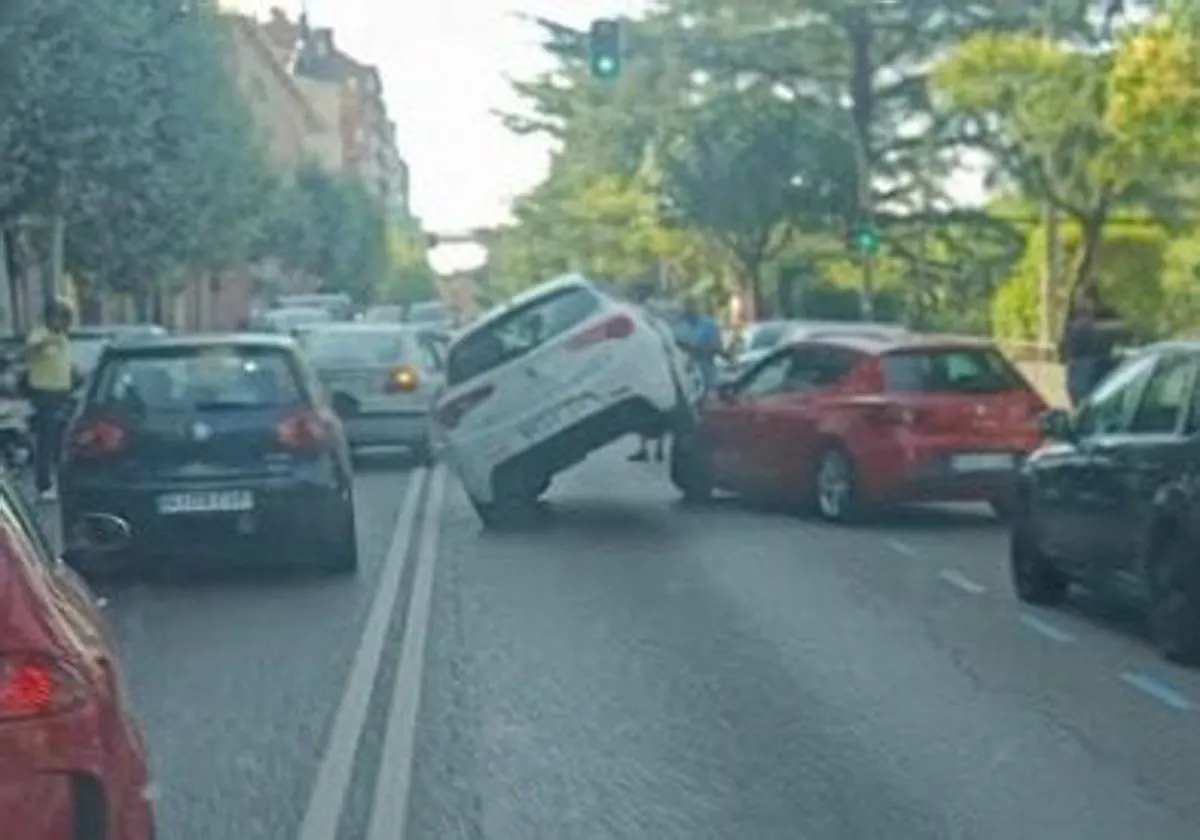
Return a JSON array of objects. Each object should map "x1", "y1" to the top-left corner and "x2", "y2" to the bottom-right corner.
[
  {"x1": 470, "y1": 495, "x2": 534, "y2": 530},
  {"x1": 1148, "y1": 534, "x2": 1200, "y2": 665},
  {"x1": 1009, "y1": 513, "x2": 1066, "y2": 605},
  {"x1": 669, "y1": 430, "x2": 712, "y2": 504},
  {"x1": 812, "y1": 446, "x2": 862, "y2": 523}
]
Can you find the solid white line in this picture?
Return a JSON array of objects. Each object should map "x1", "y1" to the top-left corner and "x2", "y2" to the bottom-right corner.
[
  {"x1": 937, "y1": 569, "x2": 986, "y2": 595},
  {"x1": 883, "y1": 538, "x2": 917, "y2": 557},
  {"x1": 297, "y1": 468, "x2": 429, "y2": 840},
  {"x1": 366, "y1": 466, "x2": 447, "y2": 840}
]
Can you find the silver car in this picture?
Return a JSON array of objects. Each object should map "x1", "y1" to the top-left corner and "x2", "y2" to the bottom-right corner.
[{"x1": 297, "y1": 323, "x2": 445, "y2": 461}]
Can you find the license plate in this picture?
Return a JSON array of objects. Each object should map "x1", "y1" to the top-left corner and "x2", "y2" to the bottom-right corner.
[
  {"x1": 951, "y1": 453, "x2": 1014, "y2": 472},
  {"x1": 156, "y1": 490, "x2": 254, "y2": 515}
]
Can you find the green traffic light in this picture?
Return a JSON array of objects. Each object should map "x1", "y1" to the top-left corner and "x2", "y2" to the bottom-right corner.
[
  {"x1": 589, "y1": 18, "x2": 622, "y2": 80},
  {"x1": 852, "y1": 224, "x2": 879, "y2": 255}
]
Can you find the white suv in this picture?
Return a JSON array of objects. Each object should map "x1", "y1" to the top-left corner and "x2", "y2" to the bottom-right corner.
[{"x1": 431, "y1": 274, "x2": 699, "y2": 526}]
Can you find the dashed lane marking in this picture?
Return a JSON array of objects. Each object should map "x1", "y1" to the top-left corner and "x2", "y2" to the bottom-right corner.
[
  {"x1": 297, "y1": 468, "x2": 430, "y2": 840},
  {"x1": 883, "y1": 538, "x2": 917, "y2": 557},
  {"x1": 1121, "y1": 671, "x2": 1194, "y2": 712},
  {"x1": 937, "y1": 569, "x2": 986, "y2": 595},
  {"x1": 1018, "y1": 612, "x2": 1075, "y2": 643}
]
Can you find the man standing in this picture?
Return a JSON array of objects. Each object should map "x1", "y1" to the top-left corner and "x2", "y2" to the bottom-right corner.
[
  {"x1": 1059, "y1": 285, "x2": 1125, "y2": 407},
  {"x1": 629, "y1": 293, "x2": 725, "y2": 462},
  {"x1": 25, "y1": 297, "x2": 74, "y2": 500}
]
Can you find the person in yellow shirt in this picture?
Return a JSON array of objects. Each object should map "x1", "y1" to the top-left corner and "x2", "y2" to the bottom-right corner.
[{"x1": 25, "y1": 297, "x2": 75, "y2": 500}]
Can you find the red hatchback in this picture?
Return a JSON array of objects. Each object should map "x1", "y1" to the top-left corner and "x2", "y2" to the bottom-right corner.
[
  {"x1": 0, "y1": 485, "x2": 154, "y2": 839},
  {"x1": 671, "y1": 334, "x2": 1047, "y2": 521}
]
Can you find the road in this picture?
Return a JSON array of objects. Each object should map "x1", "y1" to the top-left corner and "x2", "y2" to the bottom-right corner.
[{"x1": 84, "y1": 445, "x2": 1200, "y2": 838}]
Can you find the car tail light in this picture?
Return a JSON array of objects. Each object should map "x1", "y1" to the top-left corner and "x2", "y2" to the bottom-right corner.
[
  {"x1": 0, "y1": 653, "x2": 86, "y2": 721},
  {"x1": 385, "y1": 364, "x2": 419, "y2": 393},
  {"x1": 435, "y1": 384, "x2": 494, "y2": 429},
  {"x1": 277, "y1": 408, "x2": 335, "y2": 451},
  {"x1": 67, "y1": 415, "x2": 126, "y2": 458},
  {"x1": 566, "y1": 314, "x2": 635, "y2": 350}
]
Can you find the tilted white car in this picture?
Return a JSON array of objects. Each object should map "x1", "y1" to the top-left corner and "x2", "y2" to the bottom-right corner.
[{"x1": 431, "y1": 274, "x2": 700, "y2": 526}]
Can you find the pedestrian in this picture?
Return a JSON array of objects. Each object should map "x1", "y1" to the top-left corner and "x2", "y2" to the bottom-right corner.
[
  {"x1": 1060, "y1": 284, "x2": 1125, "y2": 407},
  {"x1": 628, "y1": 282, "x2": 667, "y2": 462},
  {"x1": 24, "y1": 297, "x2": 75, "y2": 501},
  {"x1": 629, "y1": 293, "x2": 726, "y2": 462}
]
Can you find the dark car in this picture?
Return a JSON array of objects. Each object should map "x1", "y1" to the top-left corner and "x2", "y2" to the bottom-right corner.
[
  {"x1": 1011, "y1": 341, "x2": 1200, "y2": 663},
  {"x1": 57, "y1": 334, "x2": 357, "y2": 575}
]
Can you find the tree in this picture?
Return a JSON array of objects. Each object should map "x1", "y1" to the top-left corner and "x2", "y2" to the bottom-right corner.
[{"x1": 660, "y1": 87, "x2": 857, "y2": 312}]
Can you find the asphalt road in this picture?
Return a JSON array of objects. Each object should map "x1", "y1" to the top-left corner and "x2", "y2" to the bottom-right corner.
[{"x1": 77, "y1": 444, "x2": 1200, "y2": 838}]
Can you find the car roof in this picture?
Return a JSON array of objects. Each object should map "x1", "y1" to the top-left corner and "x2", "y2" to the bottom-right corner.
[
  {"x1": 785, "y1": 330, "x2": 996, "y2": 355},
  {"x1": 102, "y1": 333, "x2": 298, "y2": 354},
  {"x1": 300, "y1": 322, "x2": 420, "y2": 334},
  {"x1": 459, "y1": 273, "x2": 591, "y2": 337}
]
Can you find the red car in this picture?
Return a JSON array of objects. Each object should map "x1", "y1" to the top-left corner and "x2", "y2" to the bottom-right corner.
[
  {"x1": 0, "y1": 484, "x2": 154, "y2": 839},
  {"x1": 671, "y1": 334, "x2": 1047, "y2": 521}
]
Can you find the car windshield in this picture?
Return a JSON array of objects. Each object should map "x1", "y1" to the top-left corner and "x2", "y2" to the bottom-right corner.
[
  {"x1": 881, "y1": 347, "x2": 1026, "y2": 393},
  {"x1": 94, "y1": 346, "x2": 302, "y2": 411},
  {"x1": 447, "y1": 286, "x2": 598, "y2": 385},
  {"x1": 70, "y1": 338, "x2": 109, "y2": 374},
  {"x1": 300, "y1": 329, "x2": 409, "y2": 367},
  {"x1": 746, "y1": 323, "x2": 787, "y2": 351}
]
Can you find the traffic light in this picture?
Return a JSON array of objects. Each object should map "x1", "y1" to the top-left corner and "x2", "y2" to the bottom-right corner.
[
  {"x1": 849, "y1": 222, "x2": 879, "y2": 256},
  {"x1": 588, "y1": 19, "x2": 622, "y2": 80}
]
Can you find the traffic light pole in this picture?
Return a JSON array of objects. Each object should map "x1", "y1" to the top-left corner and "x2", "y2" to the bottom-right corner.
[{"x1": 853, "y1": 136, "x2": 875, "y2": 322}]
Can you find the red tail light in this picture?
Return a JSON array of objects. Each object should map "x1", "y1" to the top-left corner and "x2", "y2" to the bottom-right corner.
[
  {"x1": 276, "y1": 408, "x2": 336, "y2": 451},
  {"x1": 435, "y1": 384, "x2": 494, "y2": 429},
  {"x1": 68, "y1": 415, "x2": 127, "y2": 458},
  {"x1": 0, "y1": 653, "x2": 86, "y2": 721},
  {"x1": 566, "y1": 314, "x2": 634, "y2": 350}
]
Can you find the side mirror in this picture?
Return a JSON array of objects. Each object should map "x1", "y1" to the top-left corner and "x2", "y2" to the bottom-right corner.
[
  {"x1": 66, "y1": 513, "x2": 131, "y2": 555},
  {"x1": 1038, "y1": 408, "x2": 1074, "y2": 441},
  {"x1": 330, "y1": 391, "x2": 360, "y2": 418}
]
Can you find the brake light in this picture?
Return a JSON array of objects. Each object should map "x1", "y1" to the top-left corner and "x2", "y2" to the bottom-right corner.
[
  {"x1": 0, "y1": 653, "x2": 86, "y2": 721},
  {"x1": 68, "y1": 415, "x2": 126, "y2": 458},
  {"x1": 435, "y1": 384, "x2": 494, "y2": 429},
  {"x1": 385, "y1": 365, "x2": 419, "y2": 393},
  {"x1": 566, "y1": 314, "x2": 635, "y2": 350},
  {"x1": 276, "y1": 409, "x2": 335, "y2": 451}
]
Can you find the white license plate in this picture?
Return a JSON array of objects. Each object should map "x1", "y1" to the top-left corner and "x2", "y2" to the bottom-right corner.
[
  {"x1": 951, "y1": 453, "x2": 1014, "y2": 472},
  {"x1": 156, "y1": 490, "x2": 254, "y2": 515}
]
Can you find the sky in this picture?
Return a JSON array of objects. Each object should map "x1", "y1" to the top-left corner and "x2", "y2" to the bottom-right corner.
[{"x1": 227, "y1": 0, "x2": 985, "y2": 273}]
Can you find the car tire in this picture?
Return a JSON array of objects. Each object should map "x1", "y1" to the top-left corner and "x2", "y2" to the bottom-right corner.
[
  {"x1": 812, "y1": 445, "x2": 863, "y2": 524},
  {"x1": 1148, "y1": 533, "x2": 1200, "y2": 665},
  {"x1": 470, "y1": 495, "x2": 534, "y2": 530},
  {"x1": 1009, "y1": 513, "x2": 1066, "y2": 605},
  {"x1": 669, "y1": 430, "x2": 712, "y2": 504}
]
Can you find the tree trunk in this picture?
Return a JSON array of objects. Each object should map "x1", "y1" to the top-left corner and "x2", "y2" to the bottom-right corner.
[{"x1": 1060, "y1": 210, "x2": 1108, "y2": 342}]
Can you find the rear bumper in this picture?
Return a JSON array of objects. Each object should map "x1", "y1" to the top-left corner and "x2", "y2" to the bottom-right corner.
[
  {"x1": 60, "y1": 476, "x2": 350, "y2": 566},
  {"x1": 343, "y1": 411, "x2": 428, "y2": 447},
  {"x1": 860, "y1": 444, "x2": 1031, "y2": 505}
]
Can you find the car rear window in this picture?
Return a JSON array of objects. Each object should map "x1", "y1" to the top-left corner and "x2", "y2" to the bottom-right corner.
[
  {"x1": 447, "y1": 286, "x2": 599, "y2": 385},
  {"x1": 746, "y1": 323, "x2": 786, "y2": 351},
  {"x1": 881, "y1": 347, "x2": 1026, "y2": 393},
  {"x1": 94, "y1": 346, "x2": 303, "y2": 411},
  {"x1": 300, "y1": 330, "x2": 409, "y2": 367}
]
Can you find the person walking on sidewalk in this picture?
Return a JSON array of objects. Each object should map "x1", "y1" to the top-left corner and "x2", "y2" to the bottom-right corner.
[{"x1": 25, "y1": 297, "x2": 75, "y2": 501}]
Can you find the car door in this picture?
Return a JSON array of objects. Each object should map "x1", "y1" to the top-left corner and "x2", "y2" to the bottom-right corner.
[
  {"x1": 745, "y1": 344, "x2": 862, "y2": 495},
  {"x1": 1042, "y1": 352, "x2": 1156, "y2": 573},
  {"x1": 706, "y1": 351, "x2": 793, "y2": 492},
  {"x1": 1076, "y1": 351, "x2": 1200, "y2": 591}
]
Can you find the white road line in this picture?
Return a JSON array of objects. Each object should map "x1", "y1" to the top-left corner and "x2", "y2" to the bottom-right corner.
[
  {"x1": 1018, "y1": 612, "x2": 1074, "y2": 643},
  {"x1": 297, "y1": 468, "x2": 429, "y2": 840},
  {"x1": 1121, "y1": 672, "x2": 1194, "y2": 712},
  {"x1": 937, "y1": 569, "x2": 986, "y2": 595},
  {"x1": 366, "y1": 465, "x2": 447, "y2": 840},
  {"x1": 883, "y1": 538, "x2": 917, "y2": 557}
]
